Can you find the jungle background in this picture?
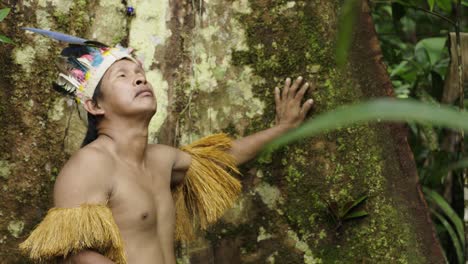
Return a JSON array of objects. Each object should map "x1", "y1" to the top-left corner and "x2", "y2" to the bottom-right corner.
[
  {"x1": 372, "y1": 1, "x2": 467, "y2": 263},
  {"x1": 0, "y1": 0, "x2": 468, "y2": 263}
]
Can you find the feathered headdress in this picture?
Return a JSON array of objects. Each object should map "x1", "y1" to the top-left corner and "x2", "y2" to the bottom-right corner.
[{"x1": 22, "y1": 27, "x2": 139, "y2": 105}]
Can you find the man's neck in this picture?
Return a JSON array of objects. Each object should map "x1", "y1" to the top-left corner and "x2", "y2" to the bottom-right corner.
[{"x1": 97, "y1": 118, "x2": 150, "y2": 168}]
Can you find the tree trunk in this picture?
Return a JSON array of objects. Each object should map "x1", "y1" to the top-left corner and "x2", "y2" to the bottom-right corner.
[{"x1": 0, "y1": 0, "x2": 444, "y2": 263}]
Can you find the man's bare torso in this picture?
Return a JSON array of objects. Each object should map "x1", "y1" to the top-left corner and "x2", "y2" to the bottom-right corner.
[{"x1": 83, "y1": 140, "x2": 177, "y2": 264}]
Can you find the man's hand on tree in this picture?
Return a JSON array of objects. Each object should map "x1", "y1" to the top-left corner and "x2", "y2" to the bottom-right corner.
[
  {"x1": 223, "y1": 76, "x2": 315, "y2": 165},
  {"x1": 274, "y1": 76, "x2": 314, "y2": 130}
]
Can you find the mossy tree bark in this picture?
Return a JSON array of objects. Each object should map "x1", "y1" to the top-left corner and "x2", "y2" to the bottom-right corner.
[{"x1": 0, "y1": 0, "x2": 444, "y2": 263}]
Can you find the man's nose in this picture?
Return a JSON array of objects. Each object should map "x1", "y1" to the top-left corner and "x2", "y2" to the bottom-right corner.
[{"x1": 135, "y1": 74, "x2": 147, "y2": 86}]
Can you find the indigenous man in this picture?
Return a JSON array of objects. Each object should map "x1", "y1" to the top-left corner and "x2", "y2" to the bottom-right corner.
[{"x1": 18, "y1": 28, "x2": 314, "y2": 264}]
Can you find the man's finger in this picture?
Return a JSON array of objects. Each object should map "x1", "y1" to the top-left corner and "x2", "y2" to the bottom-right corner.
[
  {"x1": 282, "y1": 77, "x2": 291, "y2": 99},
  {"x1": 274, "y1": 87, "x2": 281, "y2": 106},
  {"x1": 300, "y1": 99, "x2": 314, "y2": 117},
  {"x1": 295, "y1": 82, "x2": 309, "y2": 101},
  {"x1": 289, "y1": 76, "x2": 303, "y2": 98}
]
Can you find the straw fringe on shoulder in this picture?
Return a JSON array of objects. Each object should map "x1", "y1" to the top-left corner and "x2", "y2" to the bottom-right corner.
[
  {"x1": 174, "y1": 133, "x2": 242, "y2": 242},
  {"x1": 19, "y1": 203, "x2": 127, "y2": 264}
]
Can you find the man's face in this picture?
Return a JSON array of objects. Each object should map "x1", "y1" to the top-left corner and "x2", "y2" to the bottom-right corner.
[{"x1": 99, "y1": 59, "x2": 157, "y2": 118}]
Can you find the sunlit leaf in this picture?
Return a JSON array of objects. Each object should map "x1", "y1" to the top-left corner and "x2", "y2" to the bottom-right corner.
[
  {"x1": 430, "y1": 209, "x2": 464, "y2": 264},
  {"x1": 390, "y1": 60, "x2": 409, "y2": 77},
  {"x1": 335, "y1": 0, "x2": 360, "y2": 67},
  {"x1": 0, "y1": 8, "x2": 10, "y2": 22},
  {"x1": 427, "y1": 0, "x2": 436, "y2": 10},
  {"x1": 423, "y1": 187, "x2": 465, "y2": 248},
  {"x1": 265, "y1": 99, "x2": 468, "y2": 151}
]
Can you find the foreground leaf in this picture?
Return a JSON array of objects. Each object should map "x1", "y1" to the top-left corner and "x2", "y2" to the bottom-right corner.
[
  {"x1": 336, "y1": 0, "x2": 360, "y2": 67},
  {"x1": 266, "y1": 98, "x2": 468, "y2": 150}
]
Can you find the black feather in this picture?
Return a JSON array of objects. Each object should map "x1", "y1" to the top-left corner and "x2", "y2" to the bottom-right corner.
[
  {"x1": 60, "y1": 45, "x2": 91, "y2": 57},
  {"x1": 52, "y1": 82, "x2": 75, "y2": 97},
  {"x1": 84, "y1": 40, "x2": 109, "y2": 48},
  {"x1": 68, "y1": 57, "x2": 87, "y2": 72}
]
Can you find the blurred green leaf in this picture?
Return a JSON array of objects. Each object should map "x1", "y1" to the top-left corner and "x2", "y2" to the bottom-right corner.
[
  {"x1": 265, "y1": 99, "x2": 468, "y2": 151},
  {"x1": 336, "y1": 0, "x2": 360, "y2": 67},
  {"x1": 415, "y1": 37, "x2": 447, "y2": 66},
  {"x1": 0, "y1": 35, "x2": 13, "y2": 44},
  {"x1": 0, "y1": 8, "x2": 10, "y2": 22},
  {"x1": 430, "y1": 209, "x2": 464, "y2": 264},
  {"x1": 449, "y1": 157, "x2": 468, "y2": 171},
  {"x1": 423, "y1": 187, "x2": 465, "y2": 248},
  {"x1": 428, "y1": 0, "x2": 436, "y2": 10},
  {"x1": 390, "y1": 61, "x2": 410, "y2": 77},
  {"x1": 436, "y1": 0, "x2": 452, "y2": 12}
]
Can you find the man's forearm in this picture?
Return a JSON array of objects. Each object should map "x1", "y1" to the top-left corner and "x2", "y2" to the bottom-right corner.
[
  {"x1": 228, "y1": 125, "x2": 291, "y2": 165},
  {"x1": 61, "y1": 250, "x2": 115, "y2": 264}
]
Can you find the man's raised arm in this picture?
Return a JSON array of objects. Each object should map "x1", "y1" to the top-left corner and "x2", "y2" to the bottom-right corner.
[
  {"x1": 171, "y1": 76, "x2": 313, "y2": 182},
  {"x1": 227, "y1": 76, "x2": 314, "y2": 165}
]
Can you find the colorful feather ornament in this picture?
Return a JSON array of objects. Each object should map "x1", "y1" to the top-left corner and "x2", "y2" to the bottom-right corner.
[
  {"x1": 60, "y1": 45, "x2": 93, "y2": 57},
  {"x1": 22, "y1": 27, "x2": 108, "y2": 47},
  {"x1": 21, "y1": 27, "x2": 138, "y2": 106},
  {"x1": 22, "y1": 27, "x2": 89, "y2": 45},
  {"x1": 56, "y1": 73, "x2": 80, "y2": 94}
]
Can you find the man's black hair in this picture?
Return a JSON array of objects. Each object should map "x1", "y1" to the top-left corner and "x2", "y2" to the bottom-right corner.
[{"x1": 80, "y1": 80, "x2": 104, "y2": 148}]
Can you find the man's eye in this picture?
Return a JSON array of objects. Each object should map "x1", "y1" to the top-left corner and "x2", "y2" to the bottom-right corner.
[{"x1": 118, "y1": 74, "x2": 126, "y2": 78}]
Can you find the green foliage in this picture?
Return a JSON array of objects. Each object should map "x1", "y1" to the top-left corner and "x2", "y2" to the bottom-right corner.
[
  {"x1": 371, "y1": 2, "x2": 468, "y2": 261},
  {"x1": 423, "y1": 187, "x2": 465, "y2": 248},
  {"x1": 325, "y1": 193, "x2": 368, "y2": 230},
  {"x1": 0, "y1": 7, "x2": 12, "y2": 44},
  {"x1": 0, "y1": 7, "x2": 9, "y2": 21},
  {"x1": 424, "y1": 187, "x2": 465, "y2": 263},
  {"x1": 431, "y1": 209, "x2": 463, "y2": 264},
  {"x1": 263, "y1": 1, "x2": 467, "y2": 260}
]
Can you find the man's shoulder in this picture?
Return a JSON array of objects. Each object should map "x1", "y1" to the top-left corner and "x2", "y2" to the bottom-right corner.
[
  {"x1": 67, "y1": 145, "x2": 114, "y2": 170},
  {"x1": 55, "y1": 146, "x2": 114, "y2": 190},
  {"x1": 147, "y1": 143, "x2": 178, "y2": 158}
]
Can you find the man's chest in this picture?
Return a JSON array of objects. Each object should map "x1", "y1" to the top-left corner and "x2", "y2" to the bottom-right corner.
[{"x1": 108, "y1": 164, "x2": 175, "y2": 234}]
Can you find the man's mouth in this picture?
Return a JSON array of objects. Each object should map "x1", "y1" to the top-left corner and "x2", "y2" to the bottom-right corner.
[{"x1": 135, "y1": 89, "x2": 153, "y2": 97}]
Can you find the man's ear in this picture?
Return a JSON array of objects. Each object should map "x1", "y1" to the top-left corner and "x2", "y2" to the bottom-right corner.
[{"x1": 83, "y1": 98, "x2": 105, "y2": 116}]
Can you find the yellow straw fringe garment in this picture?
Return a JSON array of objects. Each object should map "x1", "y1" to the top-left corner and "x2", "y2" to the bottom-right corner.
[{"x1": 19, "y1": 133, "x2": 242, "y2": 263}]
